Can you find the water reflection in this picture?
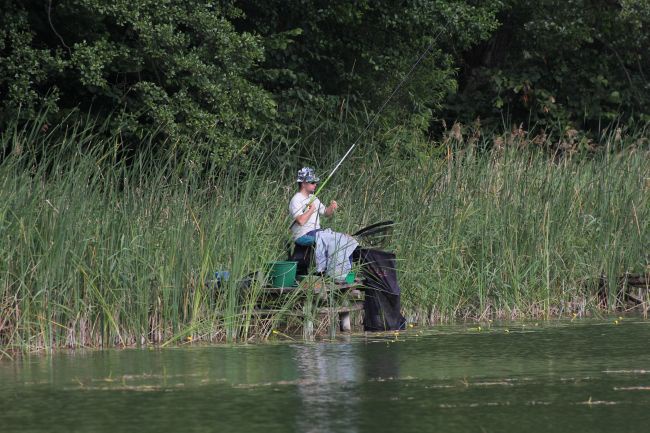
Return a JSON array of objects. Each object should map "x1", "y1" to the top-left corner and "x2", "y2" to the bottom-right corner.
[
  {"x1": 288, "y1": 339, "x2": 403, "y2": 433},
  {"x1": 3, "y1": 321, "x2": 650, "y2": 433},
  {"x1": 292, "y1": 343, "x2": 360, "y2": 433}
]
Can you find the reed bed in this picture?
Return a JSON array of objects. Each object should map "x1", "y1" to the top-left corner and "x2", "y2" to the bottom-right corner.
[
  {"x1": 344, "y1": 143, "x2": 649, "y2": 323},
  {"x1": 1, "y1": 122, "x2": 648, "y2": 352}
]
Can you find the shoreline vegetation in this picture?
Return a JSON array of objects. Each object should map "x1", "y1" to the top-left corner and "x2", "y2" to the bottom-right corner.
[
  {"x1": 1, "y1": 121, "x2": 648, "y2": 354},
  {"x1": 2, "y1": 1, "x2": 650, "y2": 358}
]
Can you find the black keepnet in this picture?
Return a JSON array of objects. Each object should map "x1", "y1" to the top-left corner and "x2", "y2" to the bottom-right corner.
[{"x1": 355, "y1": 248, "x2": 406, "y2": 331}]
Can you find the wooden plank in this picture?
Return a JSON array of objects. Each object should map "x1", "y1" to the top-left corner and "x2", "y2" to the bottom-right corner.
[
  {"x1": 313, "y1": 281, "x2": 364, "y2": 294},
  {"x1": 349, "y1": 289, "x2": 363, "y2": 299},
  {"x1": 248, "y1": 309, "x2": 303, "y2": 317},
  {"x1": 250, "y1": 303, "x2": 364, "y2": 318},
  {"x1": 262, "y1": 280, "x2": 363, "y2": 293},
  {"x1": 260, "y1": 286, "x2": 299, "y2": 294},
  {"x1": 317, "y1": 303, "x2": 364, "y2": 315}
]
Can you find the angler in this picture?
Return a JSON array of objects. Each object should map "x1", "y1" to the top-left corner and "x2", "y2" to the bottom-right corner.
[
  {"x1": 280, "y1": 41, "x2": 438, "y2": 331},
  {"x1": 289, "y1": 167, "x2": 338, "y2": 245},
  {"x1": 289, "y1": 167, "x2": 357, "y2": 281}
]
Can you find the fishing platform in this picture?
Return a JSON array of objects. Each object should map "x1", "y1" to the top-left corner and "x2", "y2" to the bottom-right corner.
[
  {"x1": 208, "y1": 220, "x2": 405, "y2": 337},
  {"x1": 258, "y1": 276, "x2": 365, "y2": 334},
  {"x1": 206, "y1": 273, "x2": 365, "y2": 338}
]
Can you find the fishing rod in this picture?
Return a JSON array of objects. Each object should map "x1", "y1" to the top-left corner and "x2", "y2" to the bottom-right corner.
[{"x1": 309, "y1": 32, "x2": 443, "y2": 204}]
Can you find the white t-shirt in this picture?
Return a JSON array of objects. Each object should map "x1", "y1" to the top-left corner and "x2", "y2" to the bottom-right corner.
[{"x1": 289, "y1": 192, "x2": 326, "y2": 240}]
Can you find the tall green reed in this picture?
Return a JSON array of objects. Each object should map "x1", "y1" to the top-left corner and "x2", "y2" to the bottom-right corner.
[
  {"x1": 336, "y1": 134, "x2": 648, "y2": 322},
  {"x1": 1, "y1": 117, "x2": 647, "y2": 351},
  {"x1": 1, "y1": 127, "x2": 294, "y2": 350}
]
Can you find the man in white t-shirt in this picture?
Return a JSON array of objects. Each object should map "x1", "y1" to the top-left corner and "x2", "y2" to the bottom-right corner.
[{"x1": 289, "y1": 167, "x2": 338, "y2": 245}]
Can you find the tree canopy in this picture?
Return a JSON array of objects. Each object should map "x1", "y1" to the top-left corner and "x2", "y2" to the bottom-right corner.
[{"x1": 1, "y1": 0, "x2": 648, "y2": 163}]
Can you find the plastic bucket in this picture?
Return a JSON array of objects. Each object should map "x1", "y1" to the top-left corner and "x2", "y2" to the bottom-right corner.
[{"x1": 268, "y1": 261, "x2": 297, "y2": 288}]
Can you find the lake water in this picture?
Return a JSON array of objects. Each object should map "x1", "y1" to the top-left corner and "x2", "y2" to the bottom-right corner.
[{"x1": 2, "y1": 319, "x2": 650, "y2": 432}]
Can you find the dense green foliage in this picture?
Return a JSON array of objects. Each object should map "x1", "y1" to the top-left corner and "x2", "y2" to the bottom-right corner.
[
  {"x1": 450, "y1": 0, "x2": 650, "y2": 128},
  {"x1": 0, "y1": 0, "x2": 274, "y2": 161},
  {"x1": 2, "y1": 1, "x2": 648, "y2": 164},
  {"x1": 236, "y1": 0, "x2": 499, "y2": 135}
]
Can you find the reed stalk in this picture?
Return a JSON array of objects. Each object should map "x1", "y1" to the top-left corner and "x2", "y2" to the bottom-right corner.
[{"x1": 0, "y1": 119, "x2": 647, "y2": 351}]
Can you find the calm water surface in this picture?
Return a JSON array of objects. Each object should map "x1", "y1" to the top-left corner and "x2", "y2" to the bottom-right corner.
[{"x1": 2, "y1": 319, "x2": 650, "y2": 433}]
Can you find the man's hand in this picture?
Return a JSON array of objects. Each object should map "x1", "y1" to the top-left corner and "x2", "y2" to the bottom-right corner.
[{"x1": 325, "y1": 200, "x2": 338, "y2": 216}]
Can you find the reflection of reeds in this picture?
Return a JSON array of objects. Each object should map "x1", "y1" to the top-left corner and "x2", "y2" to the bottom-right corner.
[{"x1": 0, "y1": 118, "x2": 648, "y2": 352}]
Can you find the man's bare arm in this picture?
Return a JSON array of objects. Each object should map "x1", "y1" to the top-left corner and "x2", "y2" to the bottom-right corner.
[{"x1": 294, "y1": 203, "x2": 317, "y2": 225}]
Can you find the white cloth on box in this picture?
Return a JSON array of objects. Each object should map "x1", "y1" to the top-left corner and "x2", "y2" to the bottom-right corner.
[
  {"x1": 289, "y1": 192, "x2": 326, "y2": 240},
  {"x1": 314, "y1": 229, "x2": 359, "y2": 281}
]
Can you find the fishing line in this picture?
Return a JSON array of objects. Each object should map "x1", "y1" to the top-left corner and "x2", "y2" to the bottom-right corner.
[{"x1": 311, "y1": 30, "x2": 445, "y2": 201}]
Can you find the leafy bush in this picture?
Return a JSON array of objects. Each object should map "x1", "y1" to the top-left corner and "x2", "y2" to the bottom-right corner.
[
  {"x1": 0, "y1": 0, "x2": 275, "y2": 164},
  {"x1": 449, "y1": 0, "x2": 650, "y2": 129}
]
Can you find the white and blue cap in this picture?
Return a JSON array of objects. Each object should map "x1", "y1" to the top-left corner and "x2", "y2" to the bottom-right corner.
[{"x1": 296, "y1": 167, "x2": 320, "y2": 183}]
